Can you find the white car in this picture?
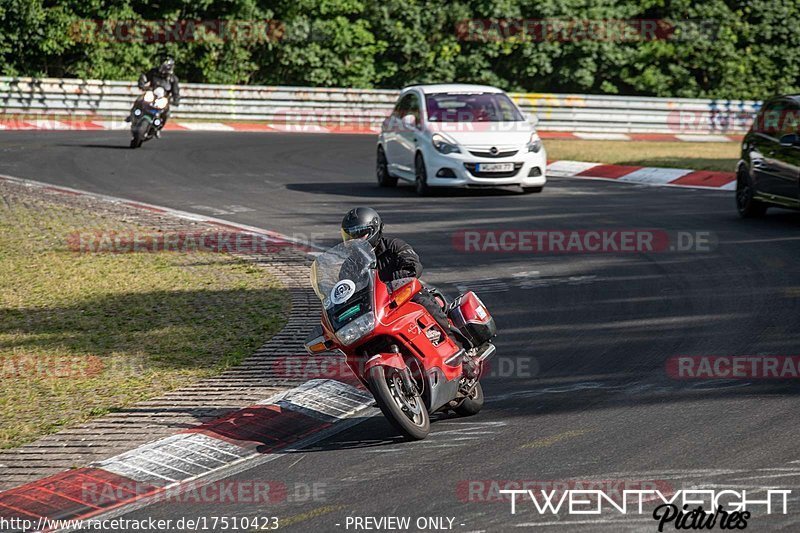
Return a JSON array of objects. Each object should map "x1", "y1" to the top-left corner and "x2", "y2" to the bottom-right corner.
[{"x1": 377, "y1": 84, "x2": 546, "y2": 195}]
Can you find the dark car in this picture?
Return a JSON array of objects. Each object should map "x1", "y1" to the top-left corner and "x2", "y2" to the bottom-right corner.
[{"x1": 736, "y1": 95, "x2": 800, "y2": 217}]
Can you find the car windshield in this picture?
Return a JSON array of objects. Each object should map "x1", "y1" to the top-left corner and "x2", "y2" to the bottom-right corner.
[
  {"x1": 426, "y1": 92, "x2": 524, "y2": 122},
  {"x1": 311, "y1": 239, "x2": 376, "y2": 309}
]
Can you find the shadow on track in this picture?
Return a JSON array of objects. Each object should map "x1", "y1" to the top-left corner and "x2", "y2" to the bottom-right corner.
[
  {"x1": 286, "y1": 416, "x2": 408, "y2": 454},
  {"x1": 285, "y1": 409, "x2": 475, "y2": 454},
  {"x1": 55, "y1": 143, "x2": 131, "y2": 150},
  {"x1": 286, "y1": 181, "x2": 526, "y2": 198}
]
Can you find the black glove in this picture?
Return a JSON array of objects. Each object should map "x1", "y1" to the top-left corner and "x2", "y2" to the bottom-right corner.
[{"x1": 392, "y1": 269, "x2": 416, "y2": 280}]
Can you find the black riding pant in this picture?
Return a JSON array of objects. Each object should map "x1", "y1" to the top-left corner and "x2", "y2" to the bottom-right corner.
[{"x1": 413, "y1": 289, "x2": 460, "y2": 346}]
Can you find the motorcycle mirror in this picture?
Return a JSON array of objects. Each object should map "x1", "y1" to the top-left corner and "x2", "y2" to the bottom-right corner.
[{"x1": 304, "y1": 326, "x2": 330, "y2": 355}]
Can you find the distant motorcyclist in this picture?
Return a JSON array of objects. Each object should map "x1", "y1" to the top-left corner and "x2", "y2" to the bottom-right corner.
[
  {"x1": 127, "y1": 58, "x2": 180, "y2": 137},
  {"x1": 340, "y1": 207, "x2": 462, "y2": 348}
]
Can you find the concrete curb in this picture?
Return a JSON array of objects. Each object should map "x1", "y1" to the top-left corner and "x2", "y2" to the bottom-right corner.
[
  {"x1": 548, "y1": 160, "x2": 736, "y2": 191},
  {"x1": 0, "y1": 380, "x2": 374, "y2": 533}
]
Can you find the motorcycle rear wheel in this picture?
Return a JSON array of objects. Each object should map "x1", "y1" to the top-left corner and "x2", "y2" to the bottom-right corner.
[
  {"x1": 454, "y1": 381, "x2": 484, "y2": 416},
  {"x1": 368, "y1": 365, "x2": 429, "y2": 440}
]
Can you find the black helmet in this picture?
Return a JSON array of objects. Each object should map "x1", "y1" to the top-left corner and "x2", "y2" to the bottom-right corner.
[
  {"x1": 159, "y1": 57, "x2": 175, "y2": 76},
  {"x1": 341, "y1": 207, "x2": 383, "y2": 247}
]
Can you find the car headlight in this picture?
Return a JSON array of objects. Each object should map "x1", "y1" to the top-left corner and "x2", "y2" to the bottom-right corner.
[
  {"x1": 335, "y1": 313, "x2": 375, "y2": 346},
  {"x1": 527, "y1": 134, "x2": 543, "y2": 153},
  {"x1": 432, "y1": 133, "x2": 460, "y2": 154}
]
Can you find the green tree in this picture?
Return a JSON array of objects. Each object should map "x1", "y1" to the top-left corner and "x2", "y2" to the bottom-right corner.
[{"x1": 0, "y1": 0, "x2": 798, "y2": 99}]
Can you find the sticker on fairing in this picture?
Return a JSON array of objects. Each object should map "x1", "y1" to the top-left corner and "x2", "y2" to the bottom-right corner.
[{"x1": 331, "y1": 279, "x2": 356, "y2": 305}]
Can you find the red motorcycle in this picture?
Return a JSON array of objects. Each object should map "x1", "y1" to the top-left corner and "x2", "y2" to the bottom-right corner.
[{"x1": 304, "y1": 240, "x2": 496, "y2": 440}]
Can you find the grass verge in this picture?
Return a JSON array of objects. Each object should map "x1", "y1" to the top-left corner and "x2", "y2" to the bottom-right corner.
[
  {"x1": 0, "y1": 190, "x2": 288, "y2": 449},
  {"x1": 545, "y1": 139, "x2": 740, "y2": 172}
]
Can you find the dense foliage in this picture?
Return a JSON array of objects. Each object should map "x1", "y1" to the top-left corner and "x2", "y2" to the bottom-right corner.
[{"x1": 1, "y1": 0, "x2": 798, "y2": 98}]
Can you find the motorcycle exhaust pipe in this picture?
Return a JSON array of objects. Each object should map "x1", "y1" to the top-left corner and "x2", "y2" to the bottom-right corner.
[
  {"x1": 475, "y1": 343, "x2": 496, "y2": 363},
  {"x1": 462, "y1": 343, "x2": 495, "y2": 380}
]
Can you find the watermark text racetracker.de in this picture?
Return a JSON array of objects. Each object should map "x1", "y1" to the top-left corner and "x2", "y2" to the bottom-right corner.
[
  {"x1": 455, "y1": 19, "x2": 719, "y2": 43},
  {"x1": 68, "y1": 18, "x2": 360, "y2": 44},
  {"x1": 458, "y1": 479, "x2": 674, "y2": 504},
  {"x1": 1, "y1": 354, "x2": 104, "y2": 379},
  {"x1": 667, "y1": 355, "x2": 800, "y2": 380},
  {"x1": 453, "y1": 229, "x2": 717, "y2": 254},
  {"x1": 79, "y1": 479, "x2": 325, "y2": 506},
  {"x1": 70, "y1": 19, "x2": 285, "y2": 43},
  {"x1": 271, "y1": 354, "x2": 538, "y2": 381},
  {"x1": 66, "y1": 230, "x2": 323, "y2": 254}
]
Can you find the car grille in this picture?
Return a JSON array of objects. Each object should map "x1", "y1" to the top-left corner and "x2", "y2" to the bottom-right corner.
[
  {"x1": 464, "y1": 162, "x2": 523, "y2": 178},
  {"x1": 468, "y1": 149, "x2": 519, "y2": 158}
]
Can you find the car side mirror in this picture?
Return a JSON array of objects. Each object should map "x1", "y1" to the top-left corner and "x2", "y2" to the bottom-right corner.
[
  {"x1": 402, "y1": 113, "x2": 418, "y2": 129},
  {"x1": 779, "y1": 133, "x2": 800, "y2": 147},
  {"x1": 526, "y1": 113, "x2": 540, "y2": 127}
]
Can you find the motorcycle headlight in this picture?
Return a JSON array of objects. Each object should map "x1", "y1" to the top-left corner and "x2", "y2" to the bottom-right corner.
[
  {"x1": 133, "y1": 109, "x2": 142, "y2": 116},
  {"x1": 335, "y1": 313, "x2": 375, "y2": 346},
  {"x1": 432, "y1": 133, "x2": 460, "y2": 154},
  {"x1": 527, "y1": 133, "x2": 543, "y2": 153}
]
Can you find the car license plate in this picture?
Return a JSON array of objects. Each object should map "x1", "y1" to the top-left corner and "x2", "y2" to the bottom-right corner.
[{"x1": 475, "y1": 162, "x2": 514, "y2": 172}]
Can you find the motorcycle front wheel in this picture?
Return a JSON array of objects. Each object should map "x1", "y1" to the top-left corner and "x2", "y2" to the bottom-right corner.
[
  {"x1": 131, "y1": 119, "x2": 150, "y2": 148},
  {"x1": 368, "y1": 365, "x2": 429, "y2": 440}
]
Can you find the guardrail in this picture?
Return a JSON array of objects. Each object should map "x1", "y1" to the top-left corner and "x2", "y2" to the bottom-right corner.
[{"x1": 0, "y1": 76, "x2": 760, "y2": 134}]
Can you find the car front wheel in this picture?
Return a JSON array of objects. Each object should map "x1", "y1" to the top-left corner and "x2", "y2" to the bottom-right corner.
[
  {"x1": 736, "y1": 171, "x2": 767, "y2": 218},
  {"x1": 415, "y1": 153, "x2": 430, "y2": 196},
  {"x1": 377, "y1": 146, "x2": 397, "y2": 187}
]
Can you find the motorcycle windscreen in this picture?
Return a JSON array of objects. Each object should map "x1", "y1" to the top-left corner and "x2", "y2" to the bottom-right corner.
[{"x1": 311, "y1": 239, "x2": 376, "y2": 309}]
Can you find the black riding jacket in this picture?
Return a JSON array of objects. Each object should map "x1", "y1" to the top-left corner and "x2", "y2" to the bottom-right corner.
[
  {"x1": 138, "y1": 69, "x2": 181, "y2": 104},
  {"x1": 374, "y1": 237, "x2": 423, "y2": 282},
  {"x1": 374, "y1": 237, "x2": 453, "y2": 336}
]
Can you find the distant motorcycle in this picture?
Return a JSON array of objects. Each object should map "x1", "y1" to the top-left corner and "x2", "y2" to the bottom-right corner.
[
  {"x1": 304, "y1": 239, "x2": 497, "y2": 440},
  {"x1": 129, "y1": 87, "x2": 169, "y2": 148}
]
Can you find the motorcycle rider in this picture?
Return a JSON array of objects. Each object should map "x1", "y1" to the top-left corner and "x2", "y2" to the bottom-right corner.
[
  {"x1": 340, "y1": 207, "x2": 462, "y2": 348},
  {"x1": 127, "y1": 57, "x2": 180, "y2": 137}
]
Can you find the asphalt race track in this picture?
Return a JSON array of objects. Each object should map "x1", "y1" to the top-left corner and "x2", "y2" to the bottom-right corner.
[{"x1": 2, "y1": 131, "x2": 800, "y2": 531}]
